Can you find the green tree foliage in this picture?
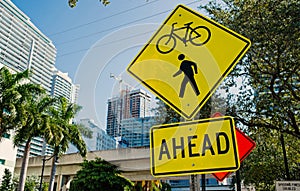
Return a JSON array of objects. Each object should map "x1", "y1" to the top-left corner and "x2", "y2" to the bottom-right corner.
[
  {"x1": 24, "y1": 175, "x2": 49, "y2": 191},
  {"x1": 69, "y1": 158, "x2": 133, "y2": 191},
  {"x1": 0, "y1": 67, "x2": 26, "y2": 139},
  {"x1": 47, "y1": 97, "x2": 88, "y2": 191},
  {"x1": 12, "y1": 175, "x2": 45, "y2": 191},
  {"x1": 0, "y1": 67, "x2": 39, "y2": 140},
  {"x1": 154, "y1": 98, "x2": 182, "y2": 124},
  {"x1": 47, "y1": 97, "x2": 87, "y2": 158},
  {"x1": 14, "y1": 92, "x2": 55, "y2": 191},
  {"x1": 68, "y1": 0, "x2": 110, "y2": 8},
  {"x1": 0, "y1": 168, "x2": 13, "y2": 191},
  {"x1": 200, "y1": 0, "x2": 300, "y2": 139},
  {"x1": 0, "y1": 67, "x2": 48, "y2": 191},
  {"x1": 41, "y1": 182, "x2": 49, "y2": 191},
  {"x1": 200, "y1": 0, "x2": 300, "y2": 189},
  {"x1": 160, "y1": 182, "x2": 171, "y2": 191},
  {"x1": 240, "y1": 128, "x2": 300, "y2": 190},
  {"x1": 24, "y1": 176, "x2": 38, "y2": 191},
  {"x1": 132, "y1": 180, "x2": 171, "y2": 191}
]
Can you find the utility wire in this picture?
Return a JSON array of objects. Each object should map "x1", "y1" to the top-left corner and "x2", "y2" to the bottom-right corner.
[
  {"x1": 49, "y1": 0, "x2": 160, "y2": 37},
  {"x1": 57, "y1": 29, "x2": 156, "y2": 58},
  {"x1": 56, "y1": 10, "x2": 168, "y2": 45},
  {"x1": 56, "y1": 1, "x2": 198, "y2": 45}
]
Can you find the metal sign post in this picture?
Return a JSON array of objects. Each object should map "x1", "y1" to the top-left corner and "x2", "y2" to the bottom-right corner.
[
  {"x1": 201, "y1": 174, "x2": 206, "y2": 191},
  {"x1": 190, "y1": 174, "x2": 200, "y2": 191}
]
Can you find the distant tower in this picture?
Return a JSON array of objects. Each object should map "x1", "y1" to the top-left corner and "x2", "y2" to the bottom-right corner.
[
  {"x1": 106, "y1": 96, "x2": 123, "y2": 137},
  {"x1": 71, "y1": 84, "x2": 80, "y2": 104},
  {"x1": 129, "y1": 89, "x2": 151, "y2": 118},
  {"x1": 51, "y1": 70, "x2": 80, "y2": 103},
  {"x1": 67, "y1": 119, "x2": 116, "y2": 153},
  {"x1": 120, "y1": 116, "x2": 157, "y2": 147},
  {"x1": 106, "y1": 89, "x2": 151, "y2": 137}
]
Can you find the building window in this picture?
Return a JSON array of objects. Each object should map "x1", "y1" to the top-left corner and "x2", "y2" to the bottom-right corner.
[{"x1": 0, "y1": 159, "x2": 5, "y2": 165}]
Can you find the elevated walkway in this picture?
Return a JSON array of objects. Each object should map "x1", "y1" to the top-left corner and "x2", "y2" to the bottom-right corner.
[{"x1": 15, "y1": 147, "x2": 196, "y2": 190}]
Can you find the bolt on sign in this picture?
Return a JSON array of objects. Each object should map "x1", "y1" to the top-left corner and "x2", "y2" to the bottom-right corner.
[
  {"x1": 127, "y1": 4, "x2": 251, "y2": 120},
  {"x1": 150, "y1": 117, "x2": 240, "y2": 177}
]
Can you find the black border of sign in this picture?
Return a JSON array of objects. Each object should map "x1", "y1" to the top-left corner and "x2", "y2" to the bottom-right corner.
[
  {"x1": 150, "y1": 116, "x2": 239, "y2": 177},
  {"x1": 127, "y1": 4, "x2": 251, "y2": 120}
]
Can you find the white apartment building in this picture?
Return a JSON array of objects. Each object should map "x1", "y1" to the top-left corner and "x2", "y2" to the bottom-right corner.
[
  {"x1": 0, "y1": 0, "x2": 78, "y2": 160},
  {"x1": 71, "y1": 84, "x2": 80, "y2": 104},
  {"x1": 0, "y1": 0, "x2": 56, "y2": 94},
  {"x1": 0, "y1": 131, "x2": 17, "y2": 182},
  {"x1": 0, "y1": 0, "x2": 57, "y2": 158},
  {"x1": 51, "y1": 70, "x2": 79, "y2": 104}
]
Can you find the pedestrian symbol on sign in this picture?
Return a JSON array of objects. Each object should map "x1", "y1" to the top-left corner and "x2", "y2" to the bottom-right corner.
[
  {"x1": 127, "y1": 5, "x2": 251, "y2": 120},
  {"x1": 173, "y1": 54, "x2": 200, "y2": 98}
]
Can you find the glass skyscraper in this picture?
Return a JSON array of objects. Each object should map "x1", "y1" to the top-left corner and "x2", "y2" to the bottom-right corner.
[
  {"x1": 106, "y1": 88, "x2": 151, "y2": 137},
  {"x1": 67, "y1": 119, "x2": 116, "y2": 153},
  {"x1": 121, "y1": 116, "x2": 157, "y2": 147},
  {"x1": 106, "y1": 88, "x2": 158, "y2": 148}
]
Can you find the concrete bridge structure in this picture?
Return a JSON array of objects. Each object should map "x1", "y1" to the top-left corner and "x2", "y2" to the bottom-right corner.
[{"x1": 15, "y1": 147, "x2": 198, "y2": 191}]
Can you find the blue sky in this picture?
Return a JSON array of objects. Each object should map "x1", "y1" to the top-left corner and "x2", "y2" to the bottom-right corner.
[{"x1": 11, "y1": 0, "x2": 209, "y2": 128}]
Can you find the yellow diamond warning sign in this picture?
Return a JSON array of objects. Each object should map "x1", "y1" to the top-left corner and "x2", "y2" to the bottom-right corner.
[
  {"x1": 127, "y1": 5, "x2": 251, "y2": 119},
  {"x1": 150, "y1": 117, "x2": 239, "y2": 177}
]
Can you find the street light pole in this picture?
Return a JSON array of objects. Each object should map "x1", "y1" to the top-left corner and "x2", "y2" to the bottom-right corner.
[
  {"x1": 38, "y1": 155, "x2": 55, "y2": 191},
  {"x1": 38, "y1": 156, "x2": 46, "y2": 191},
  {"x1": 201, "y1": 174, "x2": 205, "y2": 191},
  {"x1": 280, "y1": 133, "x2": 290, "y2": 180}
]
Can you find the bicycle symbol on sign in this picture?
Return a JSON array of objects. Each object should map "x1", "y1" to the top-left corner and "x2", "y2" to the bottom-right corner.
[{"x1": 156, "y1": 22, "x2": 211, "y2": 54}]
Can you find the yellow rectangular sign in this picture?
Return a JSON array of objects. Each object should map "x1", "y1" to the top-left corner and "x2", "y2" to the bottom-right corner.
[{"x1": 150, "y1": 117, "x2": 239, "y2": 177}]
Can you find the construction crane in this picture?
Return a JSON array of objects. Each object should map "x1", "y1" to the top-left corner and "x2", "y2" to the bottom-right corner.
[
  {"x1": 110, "y1": 73, "x2": 133, "y2": 93},
  {"x1": 110, "y1": 73, "x2": 122, "y2": 84}
]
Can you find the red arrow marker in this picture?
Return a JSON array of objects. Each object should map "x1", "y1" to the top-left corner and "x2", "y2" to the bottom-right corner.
[{"x1": 211, "y1": 112, "x2": 256, "y2": 182}]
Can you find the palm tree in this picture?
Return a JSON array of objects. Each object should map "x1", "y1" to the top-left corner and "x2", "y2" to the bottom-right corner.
[
  {"x1": 0, "y1": 67, "x2": 30, "y2": 139},
  {"x1": 14, "y1": 92, "x2": 56, "y2": 191},
  {"x1": 47, "y1": 97, "x2": 87, "y2": 191}
]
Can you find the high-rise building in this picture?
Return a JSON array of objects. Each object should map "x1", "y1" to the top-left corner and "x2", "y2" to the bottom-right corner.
[
  {"x1": 16, "y1": 137, "x2": 53, "y2": 158},
  {"x1": 106, "y1": 96, "x2": 123, "y2": 137},
  {"x1": 51, "y1": 70, "x2": 79, "y2": 103},
  {"x1": 0, "y1": 0, "x2": 57, "y2": 158},
  {"x1": 0, "y1": 0, "x2": 56, "y2": 94},
  {"x1": 121, "y1": 116, "x2": 157, "y2": 147},
  {"x1": 0, "y1": 131, "x2": 17, "y2": 181},
  {"x1": 67, "y1": 119, "x2": 116, "y2": 153},
  {"x1": 0, "y1": 0, "x2": 78, "y2": 158},
  {"x1": 106, "y1": 89, "x2": 151, "y2": 137},
  {"x1": 71, "y1": 84, "x2": 80, "y2": 104},
  {"x1": 129, "y1": 89, "x2": 151, "y2": 118}
]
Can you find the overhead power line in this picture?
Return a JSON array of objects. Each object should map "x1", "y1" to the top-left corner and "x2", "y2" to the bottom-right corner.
[
  {"x1": 55, "y1": 1, "x2": 198, "y2": 45},
  {"x1": 57, "y1": 29, "x2": 155, "y2": 58},
  {"x1": 56, "y1": 10, "x2": 168, "y2": 45},
  {"x1": 48, "y1": 0, "x2": 160, "y2": 37}
]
